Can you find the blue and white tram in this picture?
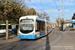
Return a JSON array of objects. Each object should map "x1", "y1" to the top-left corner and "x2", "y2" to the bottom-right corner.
[{"x1": 18, "y1": 15, "x2": 50, "y2": 39}]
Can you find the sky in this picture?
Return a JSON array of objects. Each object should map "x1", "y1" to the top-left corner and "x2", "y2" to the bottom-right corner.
[{"x1": 24, "y1": 0, "x2": 75, "y2": 23}]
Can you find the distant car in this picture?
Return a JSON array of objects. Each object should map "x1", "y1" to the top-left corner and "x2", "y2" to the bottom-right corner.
[{"x1": 9, "y1": 29, "x2": 17, "y2": 35}]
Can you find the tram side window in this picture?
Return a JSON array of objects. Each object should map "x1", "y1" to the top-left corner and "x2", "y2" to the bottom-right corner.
[
  {"x1": 8, "y1": 25, "x2": 12, "y2": 29},
  {"x1": 36, "y1": 21, "x2": 40, "y2": 32},
  {"x1": 40, "y1": 22, "x2": 45, "y2": 31},
  {"x1": 0, "y1": 25, "x2": 6, "y2": 29},
  {"x1": 36, "y1": 21, "x2": 45, "y2": 32},
  {"x1": 42, "y1": 22, "x2": 45, "y2": 31},
  {"x1": 40, "y1": 21, "x2": 42, "y2": 31}
]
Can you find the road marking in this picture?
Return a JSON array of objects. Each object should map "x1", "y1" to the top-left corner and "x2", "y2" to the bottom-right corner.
[{"x1": 67, "y1": 47, "x2": 70, "y2": 48}]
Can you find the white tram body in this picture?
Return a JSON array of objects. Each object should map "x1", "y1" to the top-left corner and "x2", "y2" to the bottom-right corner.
[{"x1": 18, "y1": 15, "x2": 50, "y2": 39}]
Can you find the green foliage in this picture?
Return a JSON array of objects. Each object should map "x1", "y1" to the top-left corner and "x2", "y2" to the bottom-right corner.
[
  {"x1": 8, "y1": 20, "x2": 17, "y2": 24},
  {"x1": 0, "y1": 0, "x2": 37, "y2": 24},
  {"x1": 56, "y1": 17, "x2": 62, "y2": 25},
  {"x1": 28, "y1": 8, "x2": 36, "y2": 15},
  {"x1": 0, "y1": 20, "x2": 5, "y2": 24}
]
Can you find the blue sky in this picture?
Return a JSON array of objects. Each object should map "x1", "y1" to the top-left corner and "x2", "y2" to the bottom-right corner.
[{"x1": 24, "y1": 0, "x2": 75, "y2": 23}]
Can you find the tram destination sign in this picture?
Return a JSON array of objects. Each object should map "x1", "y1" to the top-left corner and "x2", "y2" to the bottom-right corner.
[{"x1": 20, "y1": 19, "x2": 33, "y2": 22}]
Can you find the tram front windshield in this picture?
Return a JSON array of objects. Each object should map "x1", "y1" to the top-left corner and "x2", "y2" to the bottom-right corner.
[
  {"x1": 20, "y1": 24, "x2": 34, "y2": 33},
  {"x1": 20, "y1": 19, "x2": 34, "y2": 33}
]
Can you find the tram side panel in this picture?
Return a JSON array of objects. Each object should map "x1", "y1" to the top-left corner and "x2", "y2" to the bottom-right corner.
[{"x1": 35, "y1": 20, "x2": 46, "y2": 38}]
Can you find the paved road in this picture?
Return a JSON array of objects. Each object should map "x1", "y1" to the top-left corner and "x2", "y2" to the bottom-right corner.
[{"x1": 0, "y1": 27, "x2": 75, "y2": 50}]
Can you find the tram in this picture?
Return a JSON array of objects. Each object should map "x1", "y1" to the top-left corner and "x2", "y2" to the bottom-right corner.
[{"x1": 18, "y1": 15, "x2": 51, "y2": 39}]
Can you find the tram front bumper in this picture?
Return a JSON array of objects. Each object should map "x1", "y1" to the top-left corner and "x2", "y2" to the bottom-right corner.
[{"x1": 18, "y1": 35, "x2": 36, "y2": 39}]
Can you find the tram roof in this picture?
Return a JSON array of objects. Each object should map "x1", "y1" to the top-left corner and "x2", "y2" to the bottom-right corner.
[{"x1": 20, "y1": 15, "x2": 45, "y2": 20}]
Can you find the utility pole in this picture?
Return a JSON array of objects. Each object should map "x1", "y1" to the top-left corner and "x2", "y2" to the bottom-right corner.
[
  {"x1": 59, "y1": 16, "x2": 60, "y2": 27},
  {"x1": 36, "y1": 12, "x2": 37, "y2": 15},
  {"x1": 62, "y1": 0, "x2": 65, "y2": 31},
  {"x1": 63, "y1": 0, "x2": 64, "y2": 18}
]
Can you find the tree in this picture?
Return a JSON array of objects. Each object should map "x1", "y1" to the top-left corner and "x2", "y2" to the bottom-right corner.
[
  {"x1": 56, "y1": 17, "x2": 62, "y2": 26},
  {"x1": 28, "y1": 8, "x2": 36, "y2": 15},
  {"x1": 2, "y1": 0, "x2": 27, "y2": 39},
  {"x1": 0, "y1": 0, "x2": 26, "y2": 24},
  {"x1": 0, "y1": 0, "x2": 38, "y2": 24}
]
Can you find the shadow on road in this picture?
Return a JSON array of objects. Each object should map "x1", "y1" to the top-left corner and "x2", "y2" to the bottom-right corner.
[
  {"x1": 45, "y1": 35, "x2": 50, "y2": 50},
  {"x1": 45, "y1": 29, "x2": 52, "y2": 50},
  {"x1": 47, "y1": 29, "x2": 53, "y2": 35},
  {"x1": 20, "y1": 39, "x2": 37, "y2": 41}
]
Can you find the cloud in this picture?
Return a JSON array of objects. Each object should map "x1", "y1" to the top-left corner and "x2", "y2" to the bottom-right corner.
[
  {"x1": 65, "y1": 0, "x2": 75, "y2": 5},
  {"x1": 70, "y1": 0, "x2": 74, "y2": 2},
  {"x1": 57, "y1": 0, "x2": 75, "y2": 6},
  {"x1": 45, "y1": 0, "x2": 75, "y2": 6},
  {"x1": 29, "y1": 6, "x2": 42, "y2": 10},
  {"x1": 25, "y1": 0, "x2": 52, "y2": 5}
]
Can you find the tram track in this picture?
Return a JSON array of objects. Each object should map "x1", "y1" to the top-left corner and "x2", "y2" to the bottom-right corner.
[{"x1": 22, "y1": 28, "x2": 63, "y2": 50}]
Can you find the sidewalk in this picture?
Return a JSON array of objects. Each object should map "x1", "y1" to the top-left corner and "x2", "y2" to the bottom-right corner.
[{"x1": 0, "y1": 35, "x2": 19, "y2": 44}]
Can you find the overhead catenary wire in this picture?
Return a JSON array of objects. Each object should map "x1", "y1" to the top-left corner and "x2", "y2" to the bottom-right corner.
[
  {"x1": 52, "y1": 16, "x2": 56, "y2": 19},
  {"x1": 62, "y1": 0, "x2": 63, "y2": 18},
  {"x1": 40, "y1": 0, "x2": 42, "y2": 11},
  {"x1": 40, "y1": 0, "x2": 43, "y2": 17},
  {"x1": 28, "y1": 0, "x2": 48, "y2": 15},
  {"x1": 53, "y1": 0, "x2": 59, "y2": 10}
]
